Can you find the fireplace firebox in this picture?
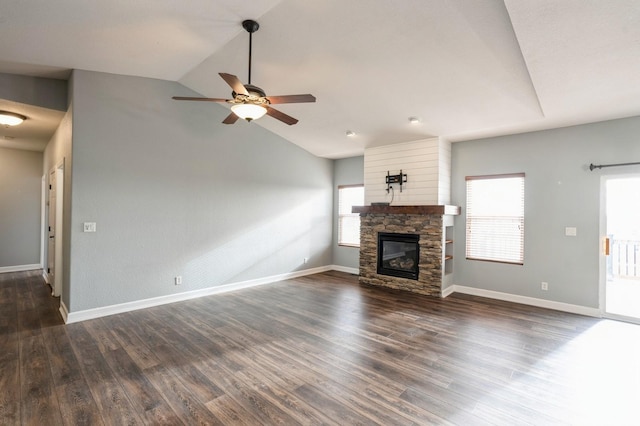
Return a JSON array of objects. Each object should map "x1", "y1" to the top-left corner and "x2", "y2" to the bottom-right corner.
[{"x1": 377, "y1": 232, "x2": 420, "y2": 280}]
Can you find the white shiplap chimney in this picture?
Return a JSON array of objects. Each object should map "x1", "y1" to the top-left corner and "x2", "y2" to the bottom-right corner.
[{"x1": 364, "y1": 137, "x2": 451, "y2": 206}]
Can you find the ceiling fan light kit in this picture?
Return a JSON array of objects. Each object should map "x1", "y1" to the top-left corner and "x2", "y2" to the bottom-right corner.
[
  {"x1": 172, "y1": 19, "x2": 316, "y2": 125},
  {"x1": 231, "y1": 103, "x2": 267, "y2": 121},
  {"x1": 0, "y1": 111, "x2": 27, "y2": 126}
]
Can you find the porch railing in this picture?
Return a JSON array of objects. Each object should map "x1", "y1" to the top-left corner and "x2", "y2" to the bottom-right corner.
[{"x1": 612, "y1": 239, "x2": 640, "y2": 278}]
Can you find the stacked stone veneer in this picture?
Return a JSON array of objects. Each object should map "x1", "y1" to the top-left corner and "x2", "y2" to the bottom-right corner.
[{"x1": 359, "y1": 213, "x2": 443, "y2": 297}]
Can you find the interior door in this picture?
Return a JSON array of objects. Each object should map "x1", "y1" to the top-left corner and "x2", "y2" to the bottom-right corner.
[
  {"x1": 605, "y1": 176, "x2": 640, "y2": 323},
  {"x1": 47, "y1": 168, "x2": 56, "y2": 294}
]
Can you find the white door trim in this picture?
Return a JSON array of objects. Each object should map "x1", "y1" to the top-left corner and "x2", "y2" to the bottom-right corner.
[
  {"x1": 54, "y1": 165, "x2": 65, "y2": 296},
  {"x1": 600, "y1": 172, "x2": 640, "y2": 323},
  {"x1": 54, "y1": 161, "x2": 64, "y2": 297},
  {"x1": 46, "y1": 160, "x2": 65, "y2": 297},
  {"x1": 40, "y1": 175, "x2": 47, "y2": 281}
]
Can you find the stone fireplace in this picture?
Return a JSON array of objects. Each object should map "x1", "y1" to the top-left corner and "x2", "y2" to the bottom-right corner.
[
  {"x1": 354, "y1": 205, "x2": 460, "y2": 297},
  {"x1": 356, "y1": 137, "x2": 460, "y2": 297}
]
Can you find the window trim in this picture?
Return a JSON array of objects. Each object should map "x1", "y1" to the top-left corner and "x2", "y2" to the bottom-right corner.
[
  {"x1": 338, "y1": 184, "x2": 364, "y2": 248},
  {"x1": 465, "y1": 173, "x2": 525, "y2": 182},
  {"x1": 465, "y1": 173, "x2": 525, "y2": 265}
]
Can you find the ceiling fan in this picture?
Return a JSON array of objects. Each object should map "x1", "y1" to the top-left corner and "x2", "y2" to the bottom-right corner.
[{"x1": 172, "y1": 19, "x2": 316, "y2": 125}]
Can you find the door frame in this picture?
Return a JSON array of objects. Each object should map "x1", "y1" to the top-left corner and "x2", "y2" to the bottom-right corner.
[
  {"x1": 599, "y1": 172, "x2": 640, "y2": 324},
  {"x1": 44, "y1": 160, "x2": 65, "y2": 297},
  {"x1": 40, "y1": 175, "x2": 47, "y2": 280},
  {"x1": 54, "y1": 162, "x2": 64, "y2": 297}
]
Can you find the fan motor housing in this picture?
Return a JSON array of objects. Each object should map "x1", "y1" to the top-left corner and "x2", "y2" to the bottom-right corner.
[
  {"x1": 244, "y1": 84, "x2": 266, "y2": 98},
  {"x1": 232, "y1": 84, "x2": 266, "y2": 99}
]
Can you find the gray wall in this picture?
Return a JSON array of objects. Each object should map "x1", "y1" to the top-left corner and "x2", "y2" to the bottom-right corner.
[
  {"x1": 451, "y1": 116, "x2": 640, "y2": 308},
  {"x1": 0, "y1": 147, "x2": 43, "y2": 268},
  {"x1": 67, "y1": 70, "x2": 333, "y2": 312},
  {"x1": 332, "y1": 156, "x2": 364, "y2": 269},
  {"x1": 0, "y1": 73, "x2": 67, "y2": 111}
]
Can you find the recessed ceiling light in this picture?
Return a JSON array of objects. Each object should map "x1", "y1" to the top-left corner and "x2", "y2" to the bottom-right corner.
[
  {"x1": 0, "y1": 111, "x2": 27, "y2": 126},
  {"x1": 346, "y1": 130, "x2": 356, "y2": 137},
  {"x1": 408, "y1": 116, "x2": 420, "y2": 124}
]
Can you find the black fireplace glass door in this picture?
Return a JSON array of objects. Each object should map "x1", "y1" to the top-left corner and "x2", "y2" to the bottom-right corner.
[{"x1": 377, "y1": 232, "x2": 420, "y2": 280}]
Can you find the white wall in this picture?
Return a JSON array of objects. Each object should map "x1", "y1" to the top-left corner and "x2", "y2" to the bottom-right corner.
[
  {"x1": 66, "y1": 70, "x2": 333, "y2": 312},
  {"x1": 332, "y1": 156, "x2": 364, "y2": 269},
  {"x1": 451, "y1": 116, "x2": 640, "y2": 309},
  {"x1": 0, "y1": 147, "x2": 43, "y2": 269},
  {"x1": 438, "y1": 137, "x2": 451, "y2": 205},
  {"x1": 364, "y1": 138, "x2": 450, "y2": 205}
]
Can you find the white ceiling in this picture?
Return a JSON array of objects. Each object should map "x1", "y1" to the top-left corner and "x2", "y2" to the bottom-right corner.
[{"x1": 1, "y1": 0, "x2": 639, "y2": 158}]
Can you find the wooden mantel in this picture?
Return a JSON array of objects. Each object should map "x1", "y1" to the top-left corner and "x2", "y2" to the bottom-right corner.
[{"x1": 352, "y1": 205, "x2": 461, "y2": 215}]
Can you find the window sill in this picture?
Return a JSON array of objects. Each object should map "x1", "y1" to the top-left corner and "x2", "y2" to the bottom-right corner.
[
  {"x1": 339, "y1": 243, "x2": 360, "y2": 248},
  {"x1": 466, "y1": 257, "x2": 523, "y2": 265}
]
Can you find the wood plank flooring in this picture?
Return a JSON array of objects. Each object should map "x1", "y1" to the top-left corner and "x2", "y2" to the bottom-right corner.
[{"x1": 1, "y1": 269, "x2": 639, "y2": 425}]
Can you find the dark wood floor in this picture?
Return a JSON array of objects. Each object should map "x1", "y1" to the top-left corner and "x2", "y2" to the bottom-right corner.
[{"x1": 1, "y1": 270, "x2": 639, "y2": 425}]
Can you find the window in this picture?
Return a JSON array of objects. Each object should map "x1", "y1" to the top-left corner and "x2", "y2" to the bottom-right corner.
[
  {"x1": 338, "y1": 185, "x2": 364, "y2": 247},
  {"x1": 465, "y1": 173, "x2": 524, "y2": 264}
]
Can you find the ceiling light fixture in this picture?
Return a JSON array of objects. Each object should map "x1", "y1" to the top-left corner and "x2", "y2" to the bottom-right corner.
[
  {"x1": 346, "y1": 130, "x2": 356, "y2": 137},
  {"x1": 230, "y1": 103, "x2": 267, "y2": 122},
  {"x1": 0, "y1": 111, "x2": 27, "y2": 126},
  {"x1": 408, "y1": 116, "x2": 420, "y2": 124}
]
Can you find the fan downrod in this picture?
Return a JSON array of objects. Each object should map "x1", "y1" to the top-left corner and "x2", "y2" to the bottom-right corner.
[{"x1": 242, "y1": 20, "x2": 259, "y2": 84}]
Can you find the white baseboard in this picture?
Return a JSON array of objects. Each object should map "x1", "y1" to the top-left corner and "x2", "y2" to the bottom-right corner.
[
  {"x1": 59, "y1": 301, "x2": 69, "y2": 323},
  {"x1": 330, "y1": 265, "x2": 359, "y2": 275},
  {"x1": 447, "y1": 284, "x2": 601, "y2": 317},
  {"x1": 65, "y1": 265, "x2": 334, "y2": 324},
  {"x1": 60, "y1": 266, "x2": 602, "y2": 323},
  {"x1": 43, "y1": 270, "x2": 50, "y2": 284},
  {"x1": 0, "y1": 264, "x2": 41, "y2": 274},
  {"x1": 441, "y1": 285, "x2": 456, "y2": 298}
]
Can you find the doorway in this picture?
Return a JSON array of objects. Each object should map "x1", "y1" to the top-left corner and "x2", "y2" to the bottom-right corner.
[
  {"x1": 603, "y1": 175, "x2": 640, "y2": 323},
  {"x1": 46, "y1": 162, "x2": 64, "y2": 297}
]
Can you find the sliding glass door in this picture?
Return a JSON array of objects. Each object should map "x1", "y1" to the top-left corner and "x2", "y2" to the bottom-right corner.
[{"x1": 604, "y1": 176, "x2": 640, "y2": 323}]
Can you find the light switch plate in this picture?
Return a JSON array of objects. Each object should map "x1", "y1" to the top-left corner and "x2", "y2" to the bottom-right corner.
[
  {"x1": 83, "y1": 222, "x2": 96, "y2": 232},
  {"x1": 565, "y1": 227, "x2": 577, "y2": 237}
]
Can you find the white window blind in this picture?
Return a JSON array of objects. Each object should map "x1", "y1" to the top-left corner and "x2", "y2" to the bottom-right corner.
[
  {"x1": 338, "y1": 185, "x2": 364, "y2": 247},
  {"x1": 466, "y1": 174, "x2": 524, "y2": 264}
]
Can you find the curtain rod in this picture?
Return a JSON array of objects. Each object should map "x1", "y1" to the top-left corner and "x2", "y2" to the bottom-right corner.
[{"x1": 589, "y1": 161, "x2": 640, "y2": 171}]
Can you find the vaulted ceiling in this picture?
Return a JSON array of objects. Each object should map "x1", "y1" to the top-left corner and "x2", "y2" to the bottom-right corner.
[{"x1": 1, "y1": 0, "x2": 639, "y2": 158}]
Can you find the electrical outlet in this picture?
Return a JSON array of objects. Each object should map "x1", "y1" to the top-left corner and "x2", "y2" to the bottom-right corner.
[
  {"x1": 83, "y1": 222, "x2": 96, "y2": 232},
  {"x1": 303, "y1": 257, "x2": 309, "y2": 264},
  {"x1": 541, "y1": 281, "x2": 548, "y2": 291},
  {"x1": 175, "y1": 276, "x2": 182, "y2": 285}
]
